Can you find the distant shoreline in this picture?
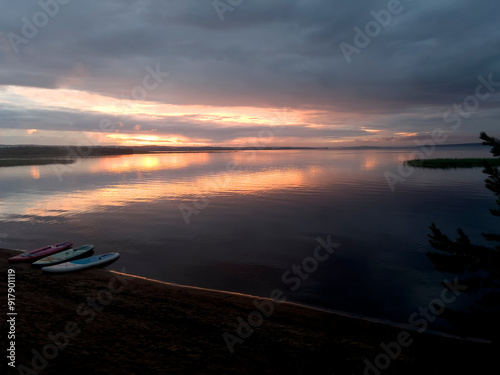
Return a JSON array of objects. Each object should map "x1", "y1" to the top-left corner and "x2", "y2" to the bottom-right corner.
[
  {"x1": 0, "y1": 143, "x2": 488, "y2": 168},
  {"x1": 0, "y1": 143, "x2": 484, "y2": 153},
  {"x1": 0, "y1": 146, "x2": 137, "y2": 167},
  {"x1": 0, "y1": 146, "x2": 326, "y2": 168},
  {"x1": 0, "y1": 158, "x2": 76, "y2": 168}
]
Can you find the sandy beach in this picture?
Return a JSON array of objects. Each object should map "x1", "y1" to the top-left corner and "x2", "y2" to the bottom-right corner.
[{"x1": 1, "y1": 248, "x2": 496, "y2": 375}]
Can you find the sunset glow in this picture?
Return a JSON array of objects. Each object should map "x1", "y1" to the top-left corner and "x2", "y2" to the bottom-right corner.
[
  {"x1": 104, "y1": 133, "x2": 194, "y2": 146},
  {"x1": 3, "y1": 85, "x2": 297, "y2": 123},
  {"x1": 1, "y1": 1, "x2": 498, "y2": 148}
]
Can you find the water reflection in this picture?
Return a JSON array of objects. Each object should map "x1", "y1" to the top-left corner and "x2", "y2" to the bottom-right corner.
[
  {"x1": 362, "y1": 156, "x2": 378, "y2": 171},
  {"x1": 0, "y1": 148, "x2": 492, "y2": 222},
  {"x1": 6, "y1": 167, "x2": 317, "y2": 221},
  {"x1": 31, "y1": 166, "x2": 40, "y2": 179},
  {"x1": 91, "y1": 153, "x2": 212, "y2": 174},
  {"x1": 0, "y1": 147, "x2": 497, "y2": 327}
]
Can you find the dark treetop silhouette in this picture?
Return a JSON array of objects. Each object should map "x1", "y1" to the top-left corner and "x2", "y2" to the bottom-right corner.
[{"x1": 427, "y1": 132, "x2": 500, "y2": 341}]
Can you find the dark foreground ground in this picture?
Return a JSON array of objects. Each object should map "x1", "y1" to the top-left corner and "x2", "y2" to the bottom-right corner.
[{"x1": 1, "y1": 248, "x2": 497, "y2": 375}]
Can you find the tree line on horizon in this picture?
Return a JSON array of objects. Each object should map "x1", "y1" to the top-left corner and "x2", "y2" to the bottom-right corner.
[{"x1": 0, "y1": 145, "x2": 135, "y2": 158}]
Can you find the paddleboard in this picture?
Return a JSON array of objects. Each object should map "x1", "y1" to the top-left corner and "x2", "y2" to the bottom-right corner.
[
  {"x1": 42, "y1": 252, "x2": 120, "y2": 273},
  {"x1": 8, "y1": 241, "x2": 74, "y2": 263},
  {"x1": 32, "y1": 244, "x2": 95, "y2": 267}
]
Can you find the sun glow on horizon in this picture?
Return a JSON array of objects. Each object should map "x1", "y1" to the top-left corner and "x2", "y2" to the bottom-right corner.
[
  {"x1": 0, "y1": 85, "x2": 323, "y2": 146},
  {"x1": 103, "y1": 133, "x2": 207, "y2": 146},
  {"x1": 1, "y1": 85, "x2": 303, "y2": 127},
  {"x1": 0, "y1": 84, "x2": 420, "y2": 147}
]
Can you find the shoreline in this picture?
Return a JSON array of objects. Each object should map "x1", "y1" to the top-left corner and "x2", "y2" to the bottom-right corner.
[
  {"x1": 0, "y1": 158, "x2": 76, "y2": 167},
  {"x1": 110, "y1": 270, "x2": 491, "y2": 345},
  {"x1": 1, "y1": 247, "x2": 496, "y2": 374},
  {"x1": 4, "y1": 247, "x2": 492, "y2": 344}
]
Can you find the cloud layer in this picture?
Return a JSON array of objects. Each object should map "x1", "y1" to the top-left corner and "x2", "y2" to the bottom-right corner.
[{"x1": 0, "y1": 0, "x2": 499, "y2": 146}]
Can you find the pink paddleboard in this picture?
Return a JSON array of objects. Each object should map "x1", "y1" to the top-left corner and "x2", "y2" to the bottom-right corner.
[{"x1": 8, "y1": 241, "x2": 74, "y2": 263}]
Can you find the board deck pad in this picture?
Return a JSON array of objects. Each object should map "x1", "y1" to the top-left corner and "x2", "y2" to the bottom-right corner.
[
  {"x1": 42, "y1": 252, "x2": 120, "y2": 273},
  {"x1": 8, "y1": 241, "x2": 74, "y2": 263}
]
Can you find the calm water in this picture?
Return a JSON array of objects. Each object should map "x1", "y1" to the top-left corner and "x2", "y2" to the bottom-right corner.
[{"x1": 0, "y1": 146, "x2": 496, "y2": 329}]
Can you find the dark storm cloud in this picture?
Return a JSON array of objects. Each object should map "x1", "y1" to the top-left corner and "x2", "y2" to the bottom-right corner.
[{"x1": 0, "y1": 0, "x2": 499, "y2": 143}]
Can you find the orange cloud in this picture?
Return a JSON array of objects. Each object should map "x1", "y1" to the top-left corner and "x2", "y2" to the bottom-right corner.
[
  {"x1": 3, "y1": 86, "x2": 303, "y2": 127},
  {"x1": 104, "y1": 133, "x2": 197, "y2": 146}
]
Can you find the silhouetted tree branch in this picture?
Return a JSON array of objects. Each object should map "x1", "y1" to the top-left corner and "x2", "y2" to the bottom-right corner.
[{"x1": 427, "y1": 133, "x2": 500, "y2": 341}]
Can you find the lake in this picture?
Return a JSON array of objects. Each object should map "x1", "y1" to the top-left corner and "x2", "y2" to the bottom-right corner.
[{"x1": 0, "y1": 146, "x2": 496, "y2": 330}]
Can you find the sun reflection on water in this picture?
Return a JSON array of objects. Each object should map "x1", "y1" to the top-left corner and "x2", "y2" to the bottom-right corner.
[
  {"x1": 31, "y1": 166, "x2": 40, "y2": 179},
  {"x1": 1, "y1": 152, "x2": 323, "y2": 221}
]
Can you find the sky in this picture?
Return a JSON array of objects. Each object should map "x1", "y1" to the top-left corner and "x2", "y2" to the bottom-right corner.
[{"x1": 0, "y1": 0, "x2": 499, "y2": 147}]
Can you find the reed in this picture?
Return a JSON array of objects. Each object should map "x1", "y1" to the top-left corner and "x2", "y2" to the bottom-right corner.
[{"x1": 405, "y1": 158, "x2": 500, "y2": 169}]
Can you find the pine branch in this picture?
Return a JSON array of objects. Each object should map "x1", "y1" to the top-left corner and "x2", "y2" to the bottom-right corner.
[
  {"x1": 480, "y1": 131, "x2": 500, "y2": 157},
  {"x1": 426, "y1": 132, "x2": 500, "y2": 339},
  {"x1": 428, "y1": 223, "x2": 453, "y2": 252}
]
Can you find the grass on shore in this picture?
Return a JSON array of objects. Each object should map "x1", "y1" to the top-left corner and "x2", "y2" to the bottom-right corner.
[
  {"x1": 0, "y1": 145, "x2": 136, "y2": 168},
  {"x1": 405, "y1": 158, "x2": 500, "y2": 169},
  {"x1": 0, "y1": 158, "x2": 75, "y2": 167}
]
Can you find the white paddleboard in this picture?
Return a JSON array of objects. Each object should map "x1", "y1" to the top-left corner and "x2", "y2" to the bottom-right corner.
[{"x1": 42, "y1": 252, "x2": 120, "y2": 273}]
